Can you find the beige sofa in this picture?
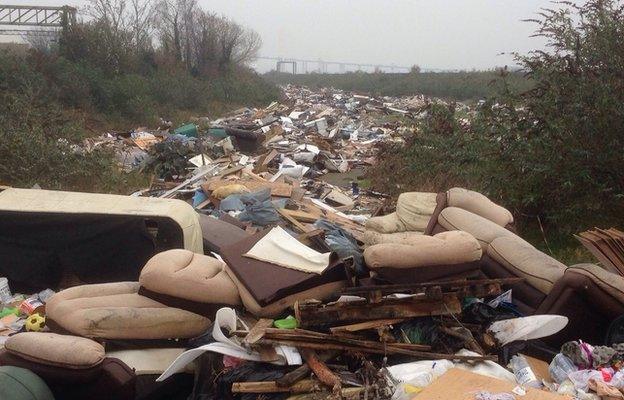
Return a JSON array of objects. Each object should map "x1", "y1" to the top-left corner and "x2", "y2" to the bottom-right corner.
[{"x1": 46, "y1": 250, "x2": 241, "y2": 340}]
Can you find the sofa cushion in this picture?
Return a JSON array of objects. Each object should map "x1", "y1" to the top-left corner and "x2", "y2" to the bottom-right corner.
[
  {"x1": 364, "y1": 231, "x2": 482, "y2": 270},
  {"x1": 198, "y1": 214, "x2": 250, "y2": 253},
  {"x1": 139, "y1": 249, "x2": 241, "y2": 306},
  {"x1": 362, "y1": 231, "x2": 425, "y2": 246},
  {"x1": 5, "y1": 333, "x2": 104, "y2": 369},
  {"x1": 566, "y1": 263, "x2": 624, "y2": 303},
  {"x1": 365, "y1": 192, "x2": 437, "y2": 234},
  {"x1": 487, "y1": 236, "x2": 566, "y2": 294},
  {"x1": 46, "y1": 282, "x2": 210, "y2": 339},
  {"x1": 219, "y1": 229, "x2": 347, "y2": 307},
  {"x1": 224, "y1": 264, "x2": 345, "y2": 317},
  {"x1": 438, "y1": 207, "x2": 526, "y2": 250},
  {"x1": 396, "y1": 192, "x2": 438, "y2": 231},
  {"x1": 365, "y1": 212, "x2": 405, "y2": 234},
  {"x1": 447, "y1": 188, "x2": 514, "y2": 227}
]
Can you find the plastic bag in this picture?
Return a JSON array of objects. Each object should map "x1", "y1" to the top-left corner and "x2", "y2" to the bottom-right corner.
[
  {"x1": 568, "y1": 369, "x2": 604, "y2": 392},
  {"x1": 549, "y1": 353, "x2": 577, "y2": 384},
  {"x1": 488, "y1": 315, "x2": 568, "y2": 345},
  {"x1": 237, "y1": 189, "x2": 281, "y2": 226},
  {"x1": 388, "y1": 360, "x2": 453, "y2": 400},
  {"x1": 314, "y1": 219, "x2": 365, "y2": 275}
]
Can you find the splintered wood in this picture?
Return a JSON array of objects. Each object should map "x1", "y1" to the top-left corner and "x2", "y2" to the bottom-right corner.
[{"x1": 294, "y1": 294, "x2": 462, "y2": 328}]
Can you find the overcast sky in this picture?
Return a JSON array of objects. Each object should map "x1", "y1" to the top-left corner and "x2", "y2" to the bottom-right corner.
[{"x1": 3, "y1": 0, "x2": 576, "y2": 71}]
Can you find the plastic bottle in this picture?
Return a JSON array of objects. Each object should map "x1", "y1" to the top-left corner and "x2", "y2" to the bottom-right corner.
[
  {"x1": 510, "y1": 355, "x2": 542, "y2": 388},
  {"x1": 549, "y1": 353, "x2": 577, "y2": 384}
]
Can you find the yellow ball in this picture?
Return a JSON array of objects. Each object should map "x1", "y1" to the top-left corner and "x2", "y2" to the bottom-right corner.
[{"x1": 25, "y1": 313, "x2": 46, "y2": 332}]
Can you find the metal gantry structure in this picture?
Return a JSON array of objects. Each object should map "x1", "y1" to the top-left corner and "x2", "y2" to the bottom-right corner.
[{"x1": 0, "y1": 5, "x2": 76, "y2": 36}]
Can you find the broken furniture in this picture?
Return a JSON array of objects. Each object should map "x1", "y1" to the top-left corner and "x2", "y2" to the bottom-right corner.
[
  {"x1": 364, "y1": 230, "x2": 482, "y2": 283},
  {"x1": 537, "y1": 263, "x2": 624, "y2": 345},
  {"x1": 45, "y1": 282, "x2": 210, "y2": 340},
  {"x1": 197, "y1": 213, "x2": 251, "y2": 253},
  {"x1": 423, "y1": 191, "x2": 566, "y2": 314},
  {"x1": 425, "y1": 187, "x2": 516, "y2": 235},
  {"x1": 363, "y1": 192, "x2": 437, "y2": 245},
  {"x1": 0, "y1": 188, "x2": 203, "y2": 294},
  {"x1": 138, "y1": 249, "x2": 242, "y2": 317},
  {"x1": 0, "y1": 332, "x2": 135, "y2": 400},
  {"x1": 45, "y1": 249, "x2": 241, "y2": 339},
  {"x1": 421, "y1": 188, "x2": 624, "y2": 344},
  {"x1": 220, "y1": 228, "x2": 348, "y2": 318}
]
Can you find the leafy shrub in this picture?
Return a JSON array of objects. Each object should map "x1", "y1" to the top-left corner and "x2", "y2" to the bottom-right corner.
[
  {"x1": 266, "y1": 70, "x2": 532, "y2": 101},
  {"x1": 370, "y1": 0, "x2": 624, "y2": 234}
]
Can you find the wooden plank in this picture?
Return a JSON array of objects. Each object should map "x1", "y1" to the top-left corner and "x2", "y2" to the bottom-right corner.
[
  {"x1": 159, "y1": 165, "x2": 218, "y2": 198},
  {"x1": 281, "y1": 209, "x2": 318, "y2": 223},
  {"x1": 301, "y1": 349, "x2": 341, "y2": 389},
  {"x1": 194, "y1": 198, "x2": 211, "y2": 209},
  {"x1": 232, "y1": 379, "x2": 319, "y2": 394},
  {"x1": 259, "y1": 339, "x2": 496, "y2": 362},
  {"x1": 277, "y1": 208, "x2": 311, "y2": 233},
  {"x1": 243, "y1": 318, "x2": 274, "y2": 345},
  {"x1": 294, "y1": 295, "x2": 462, "y2": 328},
  {"x1": 329, "y1": 318, "x2": 406, "y2": 333},
  {"x1": 217, "y1": 164, "x2": 245, "y2": 177}
]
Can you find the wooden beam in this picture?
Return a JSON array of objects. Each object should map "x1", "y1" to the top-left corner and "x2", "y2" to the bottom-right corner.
[
  {"x1": 294, "y1": 294, "x2": 462, "y2": 328},
  {"x1": 329, "y1": 318, "x2": 406, "y2": 333}
]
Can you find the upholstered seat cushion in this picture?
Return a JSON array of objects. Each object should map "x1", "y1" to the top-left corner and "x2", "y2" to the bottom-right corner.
[
  {"x1": 5, "y1": 333, "x2": 104, "y2": 369},
  {"x1": 365, "y1": 192, "x2": 437, "y2": 234},
  {"x1": 225, "y1": 264, "x2": 345, "y2": 317},
  {"x1": 139, "y1": 249, "x2": 241, "y2": 306},
  {"x1": 46, "y1": 282, "x2": 210, "y2": 339},
  {"x1": 363, "y1": 231, "x2": 482, "y2": 283},
  {"x1": 486, "y1": 236, "x2": 566, "y2": 294},
  {"x1": 438, "y1": 207, "x2": 527, "y2": 250},
  {"x1": 566, "y1": 263, "x2": 624, "y2": 303},
  {"x1": 446, "y1": 188, "x2": 514, "y2": 227},
  {"x1": 364, "y1": 231, "x2": 482, "y2": 270},
  {"x1": 362, "y1": 231, "x2": 425, "y2": 246}
]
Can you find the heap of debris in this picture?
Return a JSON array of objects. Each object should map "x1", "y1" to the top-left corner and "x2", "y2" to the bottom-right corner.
[{"x1": 1, "y1": 85, "x2": 623, "y2": 400}]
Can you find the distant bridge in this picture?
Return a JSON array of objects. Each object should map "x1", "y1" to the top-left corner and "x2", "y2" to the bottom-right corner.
[
  {"x1": 256, "y1": 56, "x2": 453, "y2": 74},
  {"x1": 0, "y1": 5, "x2": 76, "y2": 36},
  {"x1": 257, "y1": 56, "x2": 413, "y2": 74}
]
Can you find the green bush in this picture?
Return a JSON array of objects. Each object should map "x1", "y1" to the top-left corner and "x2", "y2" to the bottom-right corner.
[
  {"x1": 370, "y1": 0, "x2": 624, "y2": 235},
  {"x1": 266, "y1": 70, "x2": 532, "y2": 101}
]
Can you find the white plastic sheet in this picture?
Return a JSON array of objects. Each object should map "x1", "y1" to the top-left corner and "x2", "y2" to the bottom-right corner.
[{"x1": 156, "y1": 308, "x2": 301, "y2": 382}]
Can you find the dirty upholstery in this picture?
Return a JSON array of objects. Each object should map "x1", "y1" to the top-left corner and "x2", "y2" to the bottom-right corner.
[
  {"x1": 220, "y1": 229, "x2": 347, "y2": 318},
  {"x1": 5, "y1": 333, "x2": 104, "y2": 369},
  {"x1": 425, "y1": 188, "x2": 515, "y2": 235},
  {"x1": 0, "y1": 332, "x2": 136, "y2": 400},
  {"x1": 197, "y1": 213, "x2": 250, "y2": 253},
  {"x1": 138, "y1": 249, "x2": 241, "y2": 317},
  {"x1": 479, "y1": 235, "x2": 566, "y2": 314},
  {"x1": 365, "y1": 192, "x2": 437, "y2": 235},
  {"x1": 537, "y1": 264, "x2": 624, "y2": 345},
  {"x1": 361, "y1": 231, "x2": 425, "y2": 246},
  {"x1": 364, "y1": 231, "x2": 482, "y2": 283},
  {"x1": 46, "y1": 282, "x2": 210, "y2": 339},
  {"x1": 446, "y1": 188, "x2": 514, "y2": 227},
  {"x1": 437, "y1": 207, "x2": 527, "y2": 251},
  {"x1": 486, "y1": 237, "x2": 566, "y2": 295}
]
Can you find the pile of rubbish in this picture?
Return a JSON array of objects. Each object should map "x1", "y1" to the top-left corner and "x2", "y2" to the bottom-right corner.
[{"x1": 1, "y1": 85, "x2": 624, "y2": 400}]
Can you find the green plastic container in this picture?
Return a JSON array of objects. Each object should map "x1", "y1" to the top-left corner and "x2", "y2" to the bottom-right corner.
[
  {"x1": 208, "y1": 128, "x2": 228, "y2": 139},
  {"x1": 174, "y1": 123, "x2": 198, "y2": 138}
]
